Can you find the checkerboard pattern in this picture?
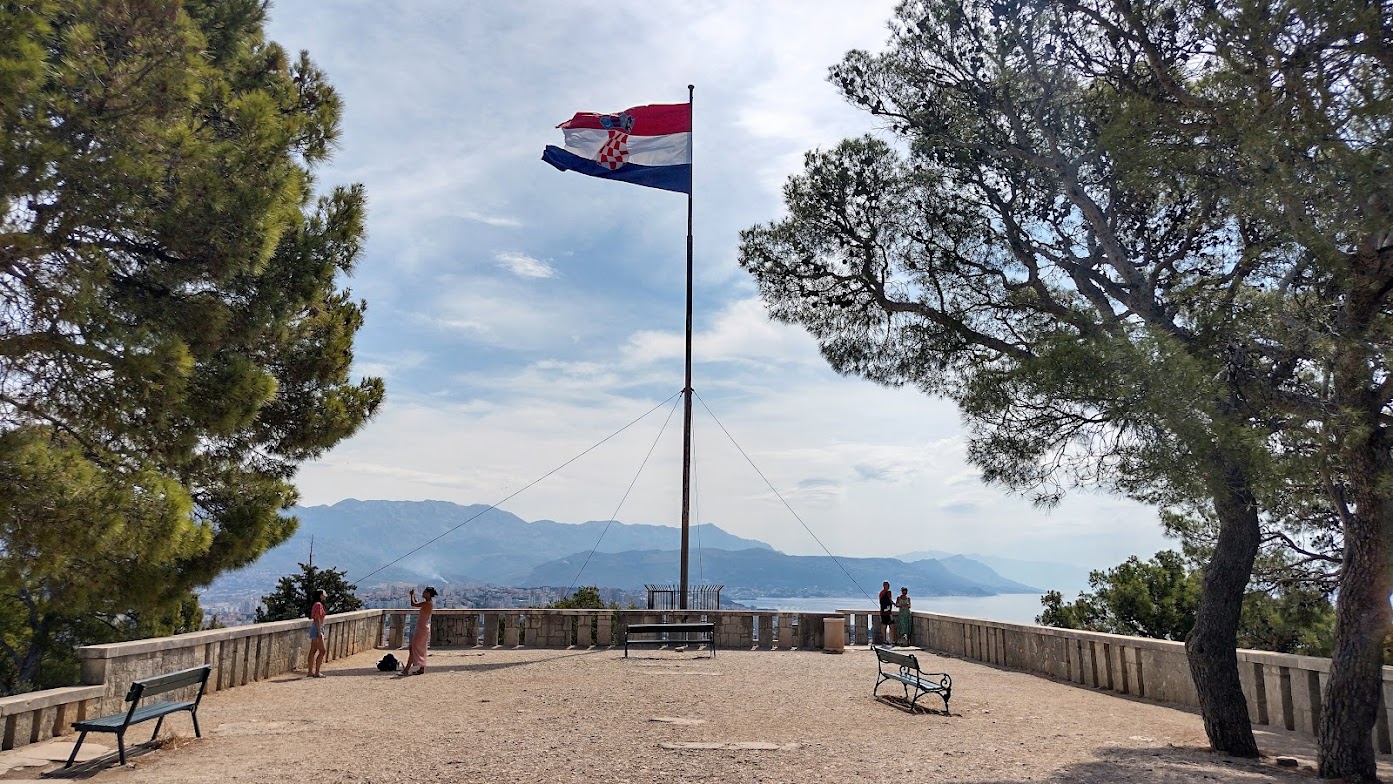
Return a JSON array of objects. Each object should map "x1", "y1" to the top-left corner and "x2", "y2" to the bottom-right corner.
[{"x1": 597, "y1": 130, "x2": 630, "y2": 170}]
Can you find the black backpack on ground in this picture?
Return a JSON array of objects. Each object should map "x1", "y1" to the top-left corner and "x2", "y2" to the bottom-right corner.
[{"x1": 377, "y1": 653, "x2": 399, "y2": 672}]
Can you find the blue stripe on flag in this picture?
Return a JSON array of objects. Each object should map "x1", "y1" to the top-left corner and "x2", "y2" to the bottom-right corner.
[{"x1": 542, "y1": 145, "x2": 691, "y2": 195}]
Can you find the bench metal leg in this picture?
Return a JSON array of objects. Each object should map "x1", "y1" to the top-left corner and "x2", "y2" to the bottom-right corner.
[
  {"x1": 151, "y1": 715, "x2": 165, "y2": 742},
  {"x1": 191, "y1": 709, "x2": 202, "y2": 738},
  {"x1": 64, "y1": 731, "x2": 88, "y2": 768},
  {"x1": 117, "y1": 729, "x2": 127, "y2": 766}
]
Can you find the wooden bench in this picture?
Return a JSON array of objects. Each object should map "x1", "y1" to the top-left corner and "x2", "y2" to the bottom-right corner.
[
  {"x1": 65, "y1": 664, "x2": 211, "y2": 768},
  {"x1": 872, "y1": 645, "x2": 951, "y2": 713},
  {"x1": 623, "y1": 622, "x2": 716, "y2": 658}
]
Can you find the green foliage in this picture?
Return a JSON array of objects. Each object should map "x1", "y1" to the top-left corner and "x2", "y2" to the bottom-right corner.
[
  {"x1": 1038, "y1": 552, "x2": 1200, "y2": 641},
  {"x1": 1238, "y1": 586, "x2": 1335, "y2": 658},
  {"x1": 545, "y1": 586, "x2": 615, "y2": 610},
  {"x1": 1039, "y1": 551, "x2": 1335, "y2": 656},
  {"x1": 740, "y1": 3, "x2": 1391, "y2": 761},
  {"x1": 0, "y1": 0, "x2": 383, "y2": 693},
  {"x1": 255, "y1": 563, "x2": 363, "y2": 623}
]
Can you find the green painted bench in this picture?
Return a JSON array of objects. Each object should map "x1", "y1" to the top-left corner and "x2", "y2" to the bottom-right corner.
[
  {"x1": 873, "y1": 645, "x2": 951, "y2": 713},
  {"x1": 65, "y1": 664, "x2": 211, "y2": 768}
]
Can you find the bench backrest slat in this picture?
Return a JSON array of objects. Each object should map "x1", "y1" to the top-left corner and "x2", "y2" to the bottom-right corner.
[
  {"x1": 626, "y1": 623, "x2": 714, "y2": 633},
  {"x1": 126, "y1": 665, "x2": 212, "y2": 703},
  {"x1": 874, "y1": 646, "x2": 920, "y2": 670}
]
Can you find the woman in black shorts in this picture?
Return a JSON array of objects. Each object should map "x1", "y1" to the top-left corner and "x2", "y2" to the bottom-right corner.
[{"x1": 878, "y1": 581, "x2": 894, "y2": 645}]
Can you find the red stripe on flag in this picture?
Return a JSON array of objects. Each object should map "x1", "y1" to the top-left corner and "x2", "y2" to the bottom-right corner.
[{"x1": 557, "y1": 103, "x2": 690, "y2": 136}]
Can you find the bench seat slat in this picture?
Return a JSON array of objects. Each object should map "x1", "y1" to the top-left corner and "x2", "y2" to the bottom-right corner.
[{"x1": 74, "y1": 701, "x2": 195, "y2": 732}]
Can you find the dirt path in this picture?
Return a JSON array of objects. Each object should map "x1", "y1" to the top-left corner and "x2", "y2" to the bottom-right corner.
[{"x1": 7, "y1": 646, "x2": 1386, "y2": 783}]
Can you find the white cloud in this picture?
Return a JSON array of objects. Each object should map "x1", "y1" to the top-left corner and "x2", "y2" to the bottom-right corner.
[
  {"x1": 270, "y1": 0, "x2": 1174, "y2": 577},
  {"x1": 495, "y1": 251, "x2": 556, "y2": 279},
  {"x1": 622, "y1": 297, "x2": 823, "y2": 369}
]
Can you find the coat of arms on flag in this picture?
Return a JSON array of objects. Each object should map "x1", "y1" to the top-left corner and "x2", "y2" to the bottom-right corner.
[
  {"x1": 542, "y1": 103, "x2": 691, "y2": 194},
  {"x1": 595, "y1": 115, "x2": 632, "y2": 171}
]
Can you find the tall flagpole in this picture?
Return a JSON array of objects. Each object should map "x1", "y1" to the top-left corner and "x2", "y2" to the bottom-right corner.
[{"x1": 679, "y1": 84, "x2": 694, "y2": 611}]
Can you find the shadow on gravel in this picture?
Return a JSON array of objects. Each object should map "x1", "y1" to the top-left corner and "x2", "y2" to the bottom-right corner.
[
  {"x1": 296, "y1": 647, "x2": 613, "y2": 679},
  {"x1": 873, "y1": 693, "x2": 954, "y2": 717},
  {"x1": 41, "y1": 743, "x2": 160, "y2": 780},
  {"x1": 957, "y1": 745, "x2": 1305, "y2": 783}
]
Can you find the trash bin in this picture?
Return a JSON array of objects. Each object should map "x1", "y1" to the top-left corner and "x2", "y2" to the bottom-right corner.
[{"x1": 823, "y1": 615, "x2": 845, "y2": 653}]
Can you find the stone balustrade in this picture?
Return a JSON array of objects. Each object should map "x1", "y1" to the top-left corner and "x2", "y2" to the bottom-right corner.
[
  {"x1": 0, "y1": 609, "x2": 383, "y2": 752},
  {"x1": 839, "y1": 608, "x2": 1392, "y2": 755},
  {"x1": 383, "y1": 608, "x2": 844, "y2": 651},
  {"x1": 3, "y1": 606, "x2": 1388, "y2": 757}
]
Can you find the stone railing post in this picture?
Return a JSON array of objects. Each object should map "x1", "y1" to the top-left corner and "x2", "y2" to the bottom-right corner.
[
  {"x1": 779, "y1": 613, "x2": 797, "y2": 649},
  {"x1": 479, "y1": 612, "x2": 500, "y2": 646},
  {"x1": 388, "y1": 613, "x2": 405, "y2": 649},
  {"x1": 596, "y1": 612, "x2": 613, "y2": 647}
]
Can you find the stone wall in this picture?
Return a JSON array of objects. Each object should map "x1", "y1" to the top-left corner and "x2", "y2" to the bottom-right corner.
[
  {"x1": 0, "y1": 609, "x2": 383, "y2": 753},
  {"x1": 0, "y1": 685, "x2": 105, "y2": 752},
  {"x1": 10, "y1": 605, "x2": 1386, "y2": 757},
  {"x1": 383, "y1": 608, "x2": 847, "y2": 651},
  {"x1": 840, "y1": 608, "x2": 1392, "y2": 754}
]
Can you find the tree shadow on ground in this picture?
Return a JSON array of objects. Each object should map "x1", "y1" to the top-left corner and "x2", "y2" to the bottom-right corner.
[
  {"x1": 958, "y1": 744, "x2": 1309, "y2": 783},
  {"x1": 305, "y1": 647, "x2": 612, "y2": 679}
]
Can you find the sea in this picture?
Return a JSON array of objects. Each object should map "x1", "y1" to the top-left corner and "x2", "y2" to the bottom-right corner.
[{"x1": 749, "y1": 593, "x2": 1047, "y2": 625}]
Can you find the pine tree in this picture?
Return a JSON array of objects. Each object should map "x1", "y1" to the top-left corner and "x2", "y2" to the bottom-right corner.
[
  {"x1": 0, "y1": 0, "x2": 383, "y2": 693},
  {"x1": 255, "y1": 563, "x2": 363, "y2": 623},
  {"x1": 739, "y1": 1, "x2": 1391, "y2": 767}
]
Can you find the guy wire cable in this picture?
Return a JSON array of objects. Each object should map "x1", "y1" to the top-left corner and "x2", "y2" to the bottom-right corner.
[
  {"x1": 352, "y1": 390, "x2": 683, "y2": 584},
  {"x1": 693, "y1": 389, "x2": 874, "y2": 603},
  {"x1": 560, "y1": 391, "x2": 683, "y2": 601}
]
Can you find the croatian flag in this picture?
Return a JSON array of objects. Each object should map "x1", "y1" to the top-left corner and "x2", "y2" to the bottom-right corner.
[{"x1": 542, "y1": 102, "x2": 691, "y2": 194}]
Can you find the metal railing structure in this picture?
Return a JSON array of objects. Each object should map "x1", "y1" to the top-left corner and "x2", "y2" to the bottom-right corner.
[{"x1": 643, "y1": 583, "x2": 723, "y2": 611}]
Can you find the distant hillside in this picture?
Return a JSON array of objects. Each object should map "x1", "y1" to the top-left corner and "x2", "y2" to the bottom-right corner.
[
  {"x1": 522, "y1": 548, "x2": 1034, "y2": 597},
  {"x1": 210, "y1": 499, "x2": 771, "y2": 591},
  {"x1": 205, "y1": 500, "x2": 1048, "y2": 601},
  {"x1": 898, "y1": 550, "x2": 1088, "y2": 595}
]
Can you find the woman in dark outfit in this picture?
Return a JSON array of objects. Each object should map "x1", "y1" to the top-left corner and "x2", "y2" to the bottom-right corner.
[{"x1": 878, "y1": 581, "x2": 895, "y2": 645}]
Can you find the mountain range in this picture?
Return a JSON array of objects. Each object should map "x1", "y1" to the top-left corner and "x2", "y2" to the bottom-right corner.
[
  {"x1": 897, "y1": 550, "x2": 1091, "y2": 596},
  {"x1": 207, "y1": 499, "x2": 1055, "y2": 598}
]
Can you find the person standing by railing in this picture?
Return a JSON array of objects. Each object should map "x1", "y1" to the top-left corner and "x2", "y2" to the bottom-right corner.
[
  {"x1": 307, "y1": 589, "x2": 327, "y2": 677},
  {"x1": 895, "y1": 587, "x2": 912, "y2": 645},
  {"x1": 878, "y1": 581, "x2": 895, "y2": 646},
  {"x1": 401, "y1": 587, "x2": 437, "y2": 676}
]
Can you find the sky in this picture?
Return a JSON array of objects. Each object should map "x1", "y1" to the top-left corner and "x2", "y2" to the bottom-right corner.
[{"x1": 263, "y1": 1, "x2": 1173, "y2": 569}]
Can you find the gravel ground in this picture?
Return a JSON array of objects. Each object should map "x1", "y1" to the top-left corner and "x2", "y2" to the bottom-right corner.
[{"x1": 8, "y1": 645, "x2": 1390, "y2": 783}]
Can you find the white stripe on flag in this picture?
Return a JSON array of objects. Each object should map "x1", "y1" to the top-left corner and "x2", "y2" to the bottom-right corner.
[{"x1": 559, "y1": 129, "x2": 691, "y2": 167}]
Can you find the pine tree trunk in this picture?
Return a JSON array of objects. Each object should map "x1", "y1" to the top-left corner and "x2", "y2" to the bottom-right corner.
[
  {"x1": 1318, "y1": 525, "x2": 1391, "y2": 780},
  {"x1": 16, "y1": 621, "x2": 46, "y2": 694},
  {"x1": 1187, "y1": 455, "x2": 1261, "y2": 758},
  {"x1": 1318, "y1": 255, "x2": 1393, "y2": 781},
  {"x1": 1317, "y1": 433, "x2": 1391, "y2": 780}
]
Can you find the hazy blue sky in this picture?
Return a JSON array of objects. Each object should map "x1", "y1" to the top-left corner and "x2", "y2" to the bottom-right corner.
[{"x1": 264, "y1": 1, "x2": 1172, "y2": 568}]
